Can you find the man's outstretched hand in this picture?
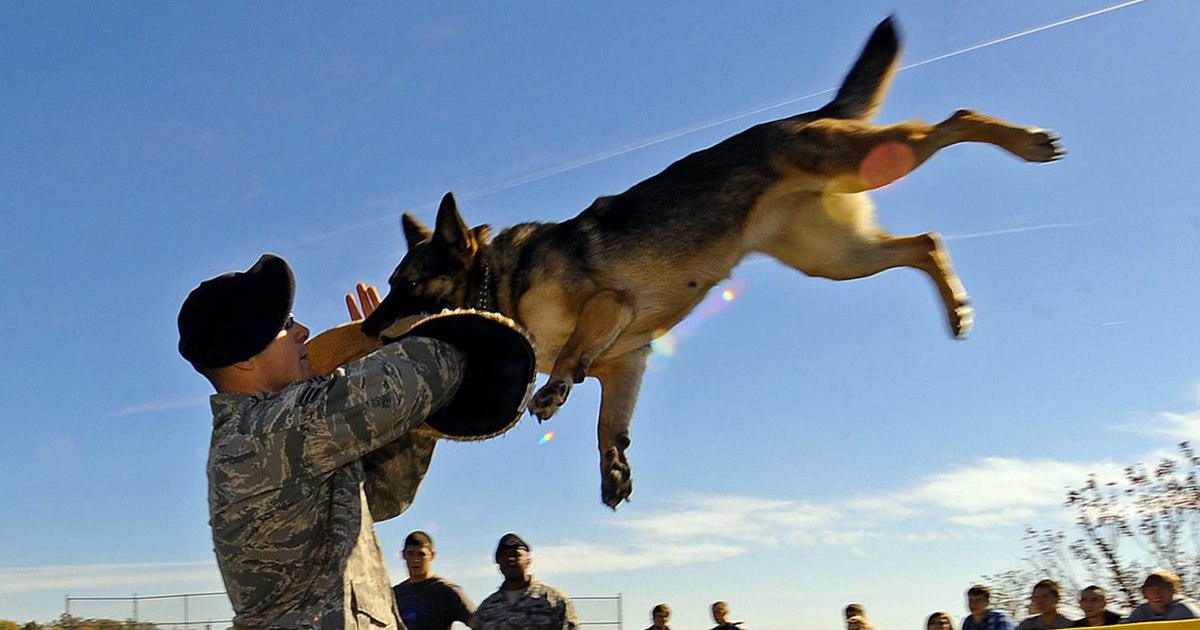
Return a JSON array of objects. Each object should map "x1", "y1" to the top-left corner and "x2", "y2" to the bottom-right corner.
[{"x1": 346, "y1": 283, "x2": 381, "y2": 321}]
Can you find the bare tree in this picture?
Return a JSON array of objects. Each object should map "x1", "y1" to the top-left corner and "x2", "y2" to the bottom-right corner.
[{"x1": 995, "y1": 442, "x2": 1200, "y2": 613}]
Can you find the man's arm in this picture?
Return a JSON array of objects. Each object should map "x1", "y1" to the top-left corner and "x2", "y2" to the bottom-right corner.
[
  {"x1": 253, "y1": 335, "x2": 464, "y2": 479},
  {"x1": 450, "y1": 582, "x2": 476, "y2": 626},
  {"x1": 313, "y1": 337, "x2": 462, "y2": 472}
]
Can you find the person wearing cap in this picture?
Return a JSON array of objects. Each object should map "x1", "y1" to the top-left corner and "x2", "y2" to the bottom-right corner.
[
  {"x1": 178, "y1": 254, "x2": 480, "y2": 630},
  {"x1": 392, "y1": 530, "x2": 475, "y2": 630},
  {"x1": 473, "y1": 533, "x2": 579, "y2": 630},
  {"x1": 1123, "y1": 569, "x2": 1200, "y2": 622}
]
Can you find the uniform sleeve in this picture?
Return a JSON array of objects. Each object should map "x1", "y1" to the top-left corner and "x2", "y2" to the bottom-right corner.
[
  {"x1": 361, "y1": 430, "x2": 438, "y2": 521},
  {"x1": 266, "y1": 336, "x2": 465, "y2": 478},
  {"x1": 562, "y1": 596, "x2": 580, "y2": 630}
]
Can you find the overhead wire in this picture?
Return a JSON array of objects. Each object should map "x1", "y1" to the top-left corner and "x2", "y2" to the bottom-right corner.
[{"x1": 457, "y1": 0, "x2": 1148, "y2": 205}]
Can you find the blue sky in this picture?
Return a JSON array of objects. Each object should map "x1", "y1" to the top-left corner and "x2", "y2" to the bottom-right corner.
[{"x1": 3, "y1": 1, "x2": 1199, "y2": 627}]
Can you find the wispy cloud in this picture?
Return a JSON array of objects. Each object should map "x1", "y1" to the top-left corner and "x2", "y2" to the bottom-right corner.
[
  {"x1": 0, "y1": 561, "x2": 221, "y2": 595},
  {"x1": 896, "y1": 457, "x2": 1122, "y2": 517},
  {"x1": 473, "y1": 455, "x2": 1133, "y2": 576},
  {"x1": 1122, "y1": 409, "x2": 1200, "y2": 442},
  {"x1": 105, "y1": 396, "x2": 208, "y2": 418},
  {"x1": 945, "y1": 221, "x2": 1101, "y2": 241}
]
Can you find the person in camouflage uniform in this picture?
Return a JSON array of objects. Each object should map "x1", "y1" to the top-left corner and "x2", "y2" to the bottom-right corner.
[
  {"x1": 178, "y1": 254, "x2": 466, "y2": 630},
  {"x1": 473, "y1": 533, "x2": 579, "y2": 630}
]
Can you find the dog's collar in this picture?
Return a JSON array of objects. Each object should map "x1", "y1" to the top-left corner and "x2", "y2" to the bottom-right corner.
[{"x1": 474, "y1": 258, "x2": 495, "y2": 312}]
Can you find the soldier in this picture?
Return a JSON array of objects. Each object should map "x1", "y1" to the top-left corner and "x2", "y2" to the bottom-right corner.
[
  {"x1": 178, "y1": 254, "x2": 531, "y2": 629},
  {"x1": 473, "y1": 533, "x2": 579, "y2": 630},
  {"x1": 392, "y1": 531, "x2": 475, "y2": 630}
]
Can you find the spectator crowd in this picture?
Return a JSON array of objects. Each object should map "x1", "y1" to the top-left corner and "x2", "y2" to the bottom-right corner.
[{"x1": 389, "y1": 528, "x2": 1200, "y2": 630}]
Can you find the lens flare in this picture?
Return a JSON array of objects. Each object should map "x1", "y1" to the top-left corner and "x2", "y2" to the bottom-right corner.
[
  {"x1": 538, "y1": 431, "x2": 555, "y2": 445},
  {"x1": 650, "y1": 277, "x2": 747, "y2": 368}
]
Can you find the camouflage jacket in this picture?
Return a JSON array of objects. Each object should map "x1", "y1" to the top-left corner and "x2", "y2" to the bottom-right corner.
[
  {"x1": 207, "y1": 338, "x2": 464, "y2": 630},
  {"x1": 473, "y1": 578, "x2": 579, "y2": 630}
]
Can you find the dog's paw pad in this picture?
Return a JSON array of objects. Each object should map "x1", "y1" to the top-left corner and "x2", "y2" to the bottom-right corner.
[
  {"x1": 601, "y1": 447, "x2": 633, "y2": 509},
  {"x1": 1024, "y1": 129, "x2": 1065, "y2": 163},
  {"x1": 528, "y1": 379, "x2": 570, "y2": 421}
]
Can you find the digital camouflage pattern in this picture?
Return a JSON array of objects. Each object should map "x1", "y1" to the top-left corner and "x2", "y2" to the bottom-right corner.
[
  {"x1": 473, "y1": 578, "x2": 580, "y2": 630},
  {"x1": 208, "y1": 337, "x2": 465, "y2": 629}
]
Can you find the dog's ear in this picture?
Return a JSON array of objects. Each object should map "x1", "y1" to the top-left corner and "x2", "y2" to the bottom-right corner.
[
  {"x1": 401, "y1": 213, "x2": 432, "y2": 250},
  {"x1": 471, "y1": 224, "x2": 492, "y2": 244},
  {"x1": 433, "y1": 192, "x2": 473, "y2": 255}
]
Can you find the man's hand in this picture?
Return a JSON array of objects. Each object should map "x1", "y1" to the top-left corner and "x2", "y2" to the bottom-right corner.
[{"x1": 346, "y1": 283, "x2": 381, "y2": 321}]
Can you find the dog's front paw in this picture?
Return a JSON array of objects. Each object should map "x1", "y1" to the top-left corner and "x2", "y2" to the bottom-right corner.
[
  {"x1": 601, "y1": 446, "x2": 633, "y2": 509},
  {"x1": 528, "y1": 378, "x2": 571, "y2": 421},
  {"x1": 1019, "y1": 128, "x2": 1065, "y2": 163}
]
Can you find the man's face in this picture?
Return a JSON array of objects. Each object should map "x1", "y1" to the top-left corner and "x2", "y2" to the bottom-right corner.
[
  {"x1": 652, "y1": 610, "x2": 670, "y2": 629},
  {"x1": 712, "y1": 604, "x2": 729, "y2": 624},
  {"x1": 927, "y1": 616, "x2": 952, "y2": 630},
  {"x1": 1144, "y1": 584, "x2": 1173, "y2": 613},
  {"x1": 1031, "y1": 588, "x2": 1059, "y2": 615},
  {"x1": 403, "y1": 544, "x2": 434, "y2": 576},
  {"x1": 497, "y1": 547, "x2": 531, "y2": 581},
  {"x1": 1079, "y1": 590, "x2": 1106, "y2": 616},
  {"x1": 251, "y1": 316, "x2": 313, "y2": 391},
  {"x1": 968, "y1": 594, "x2": 989, "y2": 616}
]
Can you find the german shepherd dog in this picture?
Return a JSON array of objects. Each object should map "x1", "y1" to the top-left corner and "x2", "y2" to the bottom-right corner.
[{"x1": 361, "y1": 17, "x2": 1063, "y2": 508}]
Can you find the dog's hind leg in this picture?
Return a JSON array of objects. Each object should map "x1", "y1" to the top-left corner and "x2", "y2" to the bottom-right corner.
[
  {"x1": 786, "y1": 109, "x2": 1063, "y2": 194},
  {"x1": 528, "y1": 289, "x2": 636, "y2": 421},
  {"x1": 757, "y1": 194, "x2": 971, "y2": 337},
  {"x1": 591, "y1": 345, "x2": 650, "y2": 509}
]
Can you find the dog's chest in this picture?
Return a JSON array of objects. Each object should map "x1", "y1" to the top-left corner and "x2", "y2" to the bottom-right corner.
[{"x1": 516, "y1": 283, "x2": 577, "y2": 368}]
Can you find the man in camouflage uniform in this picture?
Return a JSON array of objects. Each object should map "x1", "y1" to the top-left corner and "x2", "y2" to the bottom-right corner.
[
  {"x1": 473, "y1": 533, "x2": 579, "y2": 630},
  {"x1": 178, "y1": 254, "x2": 465, "y2": 629}
]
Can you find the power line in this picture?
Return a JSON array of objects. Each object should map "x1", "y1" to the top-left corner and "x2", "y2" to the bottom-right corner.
[{"x1": 459, "y1": 0, "x2": 1147, "y2": 204}]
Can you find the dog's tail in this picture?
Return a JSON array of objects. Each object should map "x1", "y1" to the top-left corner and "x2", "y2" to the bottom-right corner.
[{"x1": 819, "y1": 16, "x2": 901, "y2": 121}]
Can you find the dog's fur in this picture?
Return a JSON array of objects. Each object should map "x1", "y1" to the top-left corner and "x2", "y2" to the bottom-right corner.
[{"x1": 361, "y1": 17, "x2": 1063, "y2": 508}]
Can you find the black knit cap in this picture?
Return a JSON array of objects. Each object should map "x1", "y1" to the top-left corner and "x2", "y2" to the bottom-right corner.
[
  {"x1": 495, "y1": 532, "x2": 530, "y2": 559},
  {"x1": 178, "y1": 254, "x2": 295, "y2": 369}
]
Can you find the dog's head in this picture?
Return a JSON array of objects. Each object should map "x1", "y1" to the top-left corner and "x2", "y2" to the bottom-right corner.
[{"x1": 361, "y1": 192, "x2": 491, "y2": 337}]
